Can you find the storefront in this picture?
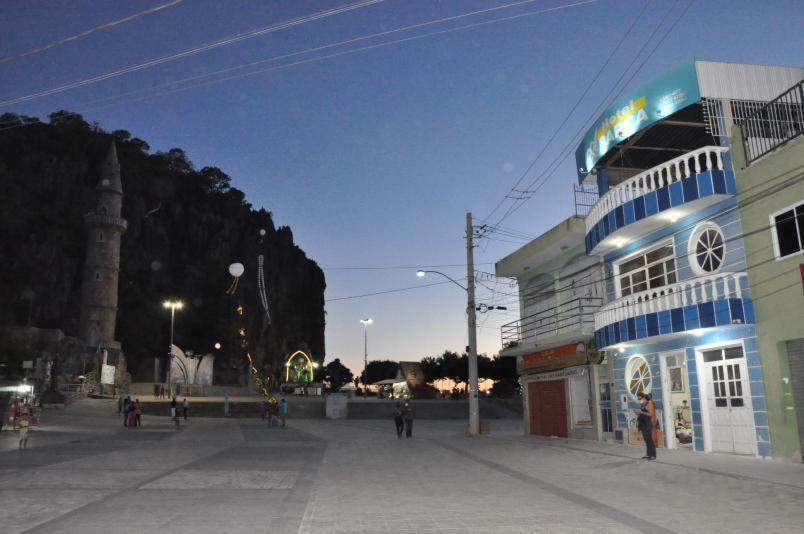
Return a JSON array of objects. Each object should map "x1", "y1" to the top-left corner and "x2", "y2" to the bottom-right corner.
[{"x1": 520, "y1": 342, "x2": 610, "y2": 441}]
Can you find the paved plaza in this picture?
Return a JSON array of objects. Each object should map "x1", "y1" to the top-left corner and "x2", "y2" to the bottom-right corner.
[{"x1": 2, "y1": 399, "x2": 803, "y2": 533}]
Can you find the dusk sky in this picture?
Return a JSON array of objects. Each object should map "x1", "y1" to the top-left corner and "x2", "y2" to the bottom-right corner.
[{"x1": 2, "y1": 0, "x2": 802, "y2": 375}]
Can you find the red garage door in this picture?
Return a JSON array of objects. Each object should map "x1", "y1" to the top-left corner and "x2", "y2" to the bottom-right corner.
[{"x1": 528, "y1": 380, "x2": 568, "y2": 437}]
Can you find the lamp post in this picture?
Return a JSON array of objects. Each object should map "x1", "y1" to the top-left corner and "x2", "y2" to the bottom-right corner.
[
  {"x1": 162, "y1": 300, "x2": 183, "y2": 387},
  {"x1": 416, "y1": 268, "x2": 480, "y2": 435},
  {"x1": 360, "y1": 318, "x2": 373, "y2": 397}
]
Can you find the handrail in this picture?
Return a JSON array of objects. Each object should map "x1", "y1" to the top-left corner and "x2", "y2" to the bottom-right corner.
[
  {"x1": 740, "y1": 79, "x2": 804, "y2": 164},
  {"x1": 501, "y1": 297, "x2": 602, "y2": 347},
  {"x1": 585, "y1": 146, "x2": 730, "y2": 233},
  {"x1": 594, "y1": 272, "x2": 747, "y2": 331}
]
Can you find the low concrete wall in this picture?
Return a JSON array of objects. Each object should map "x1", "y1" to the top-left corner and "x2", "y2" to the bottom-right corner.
[{"x1": 136, "y1": 396, "x2": 522, "y2": 420}]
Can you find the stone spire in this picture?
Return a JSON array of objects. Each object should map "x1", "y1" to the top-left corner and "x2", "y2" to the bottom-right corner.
[{"x1": 79, "y1": 139, "x2": 127, "y2": 350}]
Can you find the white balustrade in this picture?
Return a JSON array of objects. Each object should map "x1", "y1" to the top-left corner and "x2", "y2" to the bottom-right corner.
[
  {"x1": 593, "y1": 272, "x2": 747, "y2": 332},
  {"x1": 585, "y1": 146, "x2": 730, "y2": 235}
]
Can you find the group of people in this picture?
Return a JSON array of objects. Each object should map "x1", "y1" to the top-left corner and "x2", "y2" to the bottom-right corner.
[
  {"x1": 1, "y1": 396, "x2": 35, "y2": 450},
  {"x1": 152, "y1": 385, "x2": 172, "y2": 399},
  {"x1": 635, "y1": 392, "x2": 659, "y2": 460},
  {"x1": 392, "y1": 401, "x2": 415, "y2": 438},
  {"x1": 118, "y1": 395, "x2": 142, "y2": 427},
  {"x1": 261, "y1": 398, "x2": 288, "y2": 427}
]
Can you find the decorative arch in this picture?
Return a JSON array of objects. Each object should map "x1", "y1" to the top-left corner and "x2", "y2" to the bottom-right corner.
[{"x1": 285, "y1": 350, "x2": 315, "y2": 382}]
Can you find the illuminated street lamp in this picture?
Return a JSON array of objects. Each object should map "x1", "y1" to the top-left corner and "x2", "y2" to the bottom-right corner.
[
  {"x1": 360, "y1": 318, "x2": 373, "y2": 397},
  {"x1": 162, "y1": 300, "x2": 183, "y2": 386}
]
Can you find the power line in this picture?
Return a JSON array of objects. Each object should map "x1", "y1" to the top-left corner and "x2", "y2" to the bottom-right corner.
[
  {"x1": 326, "y1": 277, "x2": 468, "y2": 302},
  {"x1": 489, "y1": 0, "x2": 693, "y2": 229},
  {"x1": 0, "y1": 0, "x2": 600, "y2": 131},
  {"x1": 0, "y1": 0, "x2": 186, "y2": 65},
  {"x1": 323, "y1": 262, "x2": 495, "y2": 271},
  {"x1": 481, "y1": 0, "x2": 651, "y2": 223},
  {"x1": 59, "y1": 0, "x2": 559, "y2": 110},
  {"x1": 0, "y1": 0, "x2": 385, "y2": 108}
]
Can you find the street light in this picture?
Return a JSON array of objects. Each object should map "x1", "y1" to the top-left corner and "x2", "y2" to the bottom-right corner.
[
  {"x1": 360, "y1": 318, "x2": 373, "y2": 397},
  {"x1": 416, "y1": 268, "x2": 480, "y2": 435},
  {"x1": 162, "y1": 300, "x2": 183, "y2": 387}
]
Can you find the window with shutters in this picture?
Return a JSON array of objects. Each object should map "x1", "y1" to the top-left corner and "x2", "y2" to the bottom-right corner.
[{"x1": 770, "y1": 200, "x2": 804, "y2": 259}]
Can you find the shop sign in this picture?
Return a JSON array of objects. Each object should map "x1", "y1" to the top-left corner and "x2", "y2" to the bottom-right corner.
[
  {"x1": 575, "y1": 61, "x2": 701, "y2": 179},
  {"x1": 529, "y1": 366, "x2": 587, "y2": 382},
  {"x1": 520, "y1": 342, "x2": 588, "y2": 373}
]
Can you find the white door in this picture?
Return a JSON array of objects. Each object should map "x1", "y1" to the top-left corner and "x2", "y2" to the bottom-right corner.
[{"x1": 702, "y1": 346, "x2": 756, "y2": 455}]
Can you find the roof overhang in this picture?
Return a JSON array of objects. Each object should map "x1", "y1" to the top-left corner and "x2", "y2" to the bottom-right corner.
[{"x1": 495, "y1": 216, "x2": 586, "y2": 278}]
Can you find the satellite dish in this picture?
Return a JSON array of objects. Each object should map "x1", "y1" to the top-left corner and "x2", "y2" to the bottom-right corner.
[{"x1": 229, "y1": 263, "x2": 244, "y2": 277}]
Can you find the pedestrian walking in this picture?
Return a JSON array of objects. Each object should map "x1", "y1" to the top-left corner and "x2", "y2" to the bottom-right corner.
[
  {"x1": 117, "y1": 396, "x2": 123, "y2": 415},
  {"x1": 126, "y1": 403, "x2": 137, "y2": 428},
  {"x1": 170, "y1": 397, "x2": 177, "y2": 419},
  {"x1": 224, "y1": 392, "x2": 230, "y2": 418},
  {"x1": 278, "y1": 399, "x2": 288, "y2": 428},
  {"x1": 402, "y1": 401, "x2": 415, "y2": 438},
  {"x1": 0, "y1": 398, "x2": 7, "y2": 432},
  {"x1": 134, "y1": 399, "x2": 142, "y2": 427},
  {"x1": 392, "y1": 403, "x2": 404, "y2": 438},
  {"x1": 635, "y1": 392, "x2": 656, "y2": 460},
  {"x1": 153, "y1": 384, "x2": 159, "y2": 398},
  {"x1": 18, "y1": 411, "x2": 30, "y2": 450},
  {"x1": 159, "y1": 385, "x2": 165, "y2": 399},
  {"x1": 182, "y1": 398, "x2": 189, "y2": 420}
]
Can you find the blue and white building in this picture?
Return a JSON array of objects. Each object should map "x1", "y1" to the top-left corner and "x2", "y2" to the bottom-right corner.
[{"x1": 579, "y1": 60, "x2": 803, "y2": 456}]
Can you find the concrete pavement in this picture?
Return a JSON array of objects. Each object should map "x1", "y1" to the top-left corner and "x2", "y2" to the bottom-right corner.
[{"x1": 1, "y1": 398, "x2": 802, "y2": 533}]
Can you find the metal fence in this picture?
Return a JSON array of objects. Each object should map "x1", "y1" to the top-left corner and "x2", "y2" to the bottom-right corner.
[
  {"x1": 740, "y1": 79, "x2": 804, "y2": 164},
  {"x1": 573, "y1": 184, "x2": 599, "y2": 217},
  {"x1": 500, "y1": 297, "x2": 602, "y2": 349}
]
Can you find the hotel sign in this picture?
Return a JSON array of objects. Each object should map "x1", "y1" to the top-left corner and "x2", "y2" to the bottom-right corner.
[
  {"x1": 575, "y1": 61, "x2": 701, "y2": 180},
  {"x1": 519, "y1": 342, "x2": 588, "y2": 373}
]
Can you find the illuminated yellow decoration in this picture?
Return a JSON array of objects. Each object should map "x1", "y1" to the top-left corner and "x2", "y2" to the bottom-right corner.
[{"x1": 285, "y1": 350, "x2": 315, "y2": 382}]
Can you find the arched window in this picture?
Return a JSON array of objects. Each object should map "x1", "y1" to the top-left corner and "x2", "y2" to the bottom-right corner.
[
  {"x1": 94, "y1": 271, "x2": 101, "y2": 280},
  {"x1": 626, "y1": 355, "x2": 652, "y2": 400},
  {"x1": 97, "y1": 232, "x2": 104, "y2": 242}
]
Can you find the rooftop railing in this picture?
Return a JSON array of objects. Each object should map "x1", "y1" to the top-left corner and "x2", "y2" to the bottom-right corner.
[
  {"x1": 740, "y1": 79, "x2": 804, "y2": 165},
  {"x1": 501, "y1": 297, "x2": 602, "y2": 349},
  {"x1": 594, "y1": 272, "x2": 746, "y2": 331},
  {"x1": 585, "y1": 146, "x2": 730, "y2": 233}
]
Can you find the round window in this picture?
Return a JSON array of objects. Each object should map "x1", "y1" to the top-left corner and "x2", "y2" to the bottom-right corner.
[
  {"x1": 690, "y1": 223, "x2": 725, "y2": 275},
  {"x1": 625, "y1": 355, "x2": 652, "y2": 400}
]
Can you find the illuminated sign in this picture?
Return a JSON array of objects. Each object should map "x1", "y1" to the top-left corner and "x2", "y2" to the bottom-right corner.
[
  {"x1": 575, "y1": 61, "x2": 701, "y2": 180},
  {"x1": 519, "y1": 342, "x2": 588, "y2": 373}
]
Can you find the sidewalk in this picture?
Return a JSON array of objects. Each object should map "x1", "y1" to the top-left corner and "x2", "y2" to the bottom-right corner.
[{"x1": 505, "y1": 431, "x2": 804, "y2": 490}]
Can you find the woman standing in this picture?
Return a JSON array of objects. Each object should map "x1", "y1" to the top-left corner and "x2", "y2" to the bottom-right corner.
[
  {"x1": 635, "y1": 393, "x2": 656, "y2": 460},
  {"x1": 646, "y1": 393, "x2": 659, "y2": 450}
]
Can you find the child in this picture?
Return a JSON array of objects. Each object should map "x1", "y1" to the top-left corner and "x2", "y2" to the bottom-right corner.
[{"x1": 18, "y1": 412, "x2": 30, "y2": 450}]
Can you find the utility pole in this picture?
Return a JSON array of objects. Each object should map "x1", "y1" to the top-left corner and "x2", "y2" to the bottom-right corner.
[{"x1": 465, "y1": 212, "x2": 480, "y2": 436}]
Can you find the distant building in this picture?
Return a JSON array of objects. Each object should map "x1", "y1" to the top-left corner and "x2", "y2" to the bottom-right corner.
[
  {"x1": 496, "y1": 216, "x2": 609, "y2": 441},
  {"x1": 373, "y1": 361, "x2": 427, "y2": 398},
  {"x1": 731, "y1": 82, "x2": 804, "y2": 462}
]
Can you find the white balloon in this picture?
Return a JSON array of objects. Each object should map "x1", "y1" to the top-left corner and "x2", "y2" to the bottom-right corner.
[{"x1": 229, "y1": 263, "x2": 244, "y2": 277}]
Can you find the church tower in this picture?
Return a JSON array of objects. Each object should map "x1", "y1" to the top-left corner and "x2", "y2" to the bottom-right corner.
[{"x1": 79, "y1": 140, "x2": 127, "y2": 352}]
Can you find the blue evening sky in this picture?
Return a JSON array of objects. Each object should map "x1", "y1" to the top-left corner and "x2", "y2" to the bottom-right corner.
[{"x1": 2, "y1": 0, "x2": 802, "y2": 374}]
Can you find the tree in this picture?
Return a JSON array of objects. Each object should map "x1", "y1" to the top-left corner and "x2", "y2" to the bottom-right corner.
[
  {"x1": 419, "y1": 356, "x2": 443, "y2": 383},
  {"x1": 438, "y1": 351, "x2": 467, "y2": 390},
  {"x1": 364, "y1": 360, "x2": 399, "y2": 384},
  {"x1": 323, "y1": 358, "x2": 353, "y2": 392}
]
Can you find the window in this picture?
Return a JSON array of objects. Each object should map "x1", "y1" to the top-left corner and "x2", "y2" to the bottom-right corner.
[
  {"x1": 625, "y1": 355, "x2": 652, "y2": 400},
  {"x1": 771, "y1": 200, "x2": 804, "y2": 259},
  {"x1": 616, "y1": 242, "x2": 676, "y2": 297},
  {"x1": 97, "y1": 232, "x2": 104, "y2": 242},
  {"x1": 94, "y1": 271, "x2": 101, "y2": 280},
  {"x1": 689, "y1": 223, "x2": 725, "y2": 275}
]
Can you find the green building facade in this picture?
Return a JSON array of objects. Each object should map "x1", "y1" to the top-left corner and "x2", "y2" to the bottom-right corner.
[{"x1": 731, "y1": 119, "x2": 804, "y2": 462}]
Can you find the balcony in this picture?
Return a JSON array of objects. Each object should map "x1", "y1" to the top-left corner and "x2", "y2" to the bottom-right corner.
[
  {"x1": 500, "y1": 297, "x2": 602, "y2": 354},
  {"x1": 594, "y1": 272, "x2": 755, "y2": 349},
  {"x1": 585, "y1": 146, "x2": 735, "y2": 255}
]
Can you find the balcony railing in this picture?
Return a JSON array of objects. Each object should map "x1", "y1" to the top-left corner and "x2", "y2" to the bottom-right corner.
[
  {"x1": 501, "y1": 297, "x2": 602, "y2": 349},
  {"x1": 594, "y1": 272, "x2": 746, "y2": 331},
  {"x1": 740, "y1": 78, "x2": 804, "y2": 165},
  {"x1": 585, "y1": 146, "x2": 730, "y2": 233}
]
